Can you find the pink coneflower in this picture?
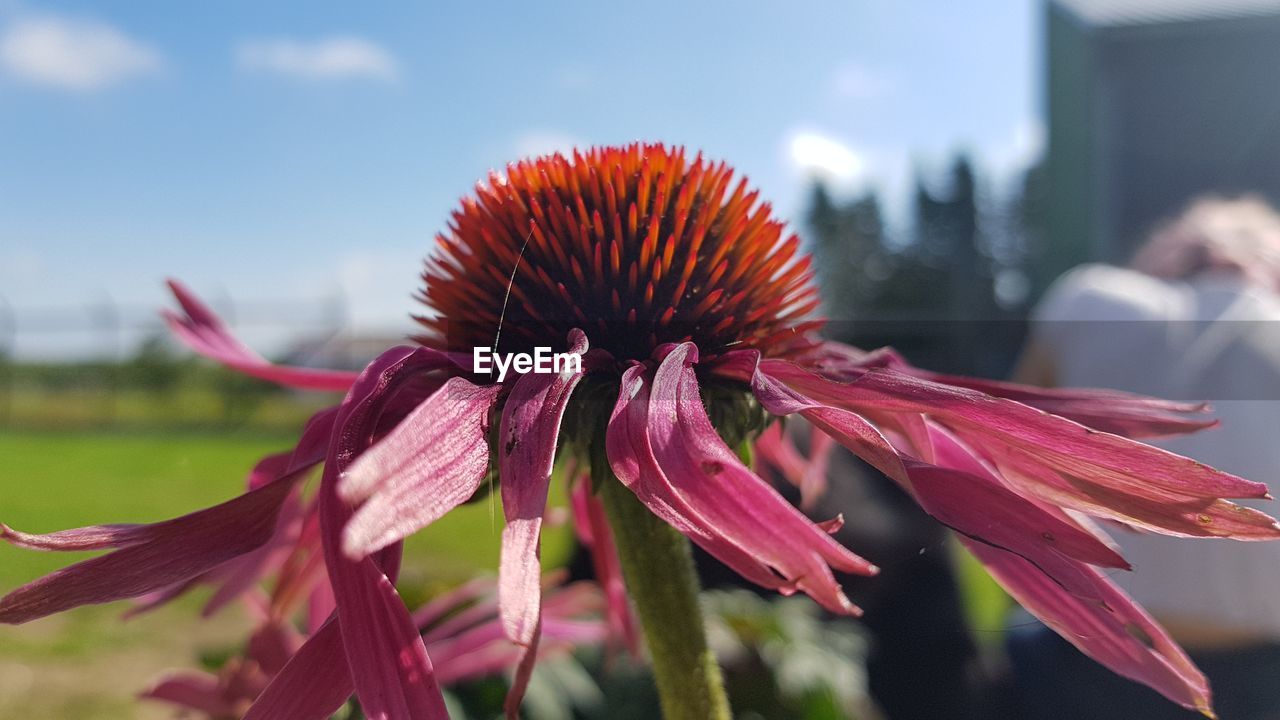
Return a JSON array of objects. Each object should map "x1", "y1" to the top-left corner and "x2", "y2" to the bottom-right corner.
[
  {"x1": 3, "y1": 143, "x2": 1278, "y2": 719},
  {"x1": 143, "y1": 578, "x2": 607, "y2": 719}
]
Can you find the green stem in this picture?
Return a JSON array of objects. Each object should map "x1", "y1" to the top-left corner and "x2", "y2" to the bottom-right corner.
[{"x1": 599, "y1": 476, "x2": 732, "y2": 720}]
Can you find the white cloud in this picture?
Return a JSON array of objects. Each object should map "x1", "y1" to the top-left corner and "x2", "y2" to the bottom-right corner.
[
  {"x1": 828, "y1": 62, "x2": 894, "y2": 101},
  {"x1": 784, "y1": 129, "x2": 868, "y2": 189},
  {"x1": 0, "y1": 15, "x2": 162, "y2": 91},
  {"x1": 513, "y1": 131, "x2": 585, "y2": 159},
  {"x1": 236, "y1": 37, "x2": 399, "y2": 81}
]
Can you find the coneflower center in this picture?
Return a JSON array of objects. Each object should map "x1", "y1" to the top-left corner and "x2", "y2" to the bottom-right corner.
[{"x1": 414, "y1": 143, "x2": 822, "y2": 365}]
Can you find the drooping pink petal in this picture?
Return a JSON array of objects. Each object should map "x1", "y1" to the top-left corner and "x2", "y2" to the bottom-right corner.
[
  {"x1": 411, "y1": 579, "x2": 606, "y2": 705},
  {"x1": 420, "y1": 589, "x2": 502, "y2": 645},
  {"x1": 122, "y1": 576, "x2": 205, "y2": 620},
  {"x1": 921, "y1": 420, "x2": 1127, "y2": 554},
  {"x1": 498, "y1": 331, "x2": 589, "y2": 647},
  {"x1": 899, "y1": 457, "x2": 1130, "y2": 604},
  {"x1": 140, "y1": 672, "x2": 235, "y2": 716},
  {"x1": 752, "y1": 420, "x2": 834, "y2": 509},
  {"x1": 781, "y1": 361, "x2": 1264, "y2": 499},
  {"x1": 752, "y1": 421, "x2": 808, "y2": 488},
  {"x1": 0, "y1": 474, "x2": 299, "y2": 625},
  {"x1": 318, "y1": 530, "x2": 446, "y2": 720},
  {"x1": 125, "y1": 407, "x2": 336, "y2": 620},
  {"x1": 746, "y1": 363, "x2": 910, "y2": 482},
  {"x1": 412, "y1": 577, "x2": 495, "y2": 631},
  {"x1": 248, "y1": 618, "x2": 306, "y2": 676},
  {"x1": 0, "y1": 523, "x2": 150, "y2": 551},
  {"x1": 570, "y1": 478, "x2": 640, "y2": 656},
  {"x1": 308, "y1": 581, "x2": 337, "y2": 634},
  {"x1": 744, "y1": 350, "x2": 1222, "y2": 711},
  {"x1": 646, "y1": 343, "x2": 877, "y2": 615},
  {"x1": 339, "y1": 377, "x2": 500, "y2": 558},
  {"x1": 752, "y1": 422, "x2": 834, "y2": 510},
  {"x1": 798, "y1": 341, "x2": 1218, "y2": 439},
  {"x1": 754, "y1": 359, "x2": 1280, "y2": 540},
  {"x1": 799, "y1": 429, "x2": 835, "y2": 509},
  {"x1": 243, "y1": 618, "x2": 355, "y2": 720},
  {"x1": 962, "y1": 538, "x2": 1213, "y2": 715},
  {"x1": 164, "y1": 279, "x2": 361, "y2": 392},
  {"x1": 607, "y1": 364, "x2": 797, "y2": 592},
  {"x1": 912, "y1": 372, "x2": 1217, "y2": 439},
  {"x1": 425, "y1": 614, "x2": 604, "y2": 688},
  {"x1": 749, "y1": 360, "x2": 1132, "y2": 586},
  {"x1": 318, "y1": 345, "x2": 453, "y2": 720},
  {"x1": 202, "y1": 492, "x2": 306, "y2": 618}
]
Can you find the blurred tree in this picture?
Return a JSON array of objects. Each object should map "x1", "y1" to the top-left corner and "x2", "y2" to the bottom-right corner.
[
  {"x1": 804, "y1": 182, "x2": 890, "y2": 323},
  {"x1": 121, "y1": 333, "x2": 184, "y2": 395}
]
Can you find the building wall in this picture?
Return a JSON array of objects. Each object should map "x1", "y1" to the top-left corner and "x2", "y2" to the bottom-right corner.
[{"x1": 1045, "y1": 4, "x2": 1280, "y2": 291}]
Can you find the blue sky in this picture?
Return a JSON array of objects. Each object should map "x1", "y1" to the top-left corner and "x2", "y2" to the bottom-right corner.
[{"x1": 0, "y1": 1, "x2": 1041, "y2": 358}]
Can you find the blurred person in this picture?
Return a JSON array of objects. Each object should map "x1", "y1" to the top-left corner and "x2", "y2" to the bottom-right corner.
[{"x1": 1008, "y1": 196, "x2": 1280, "y2": 719}]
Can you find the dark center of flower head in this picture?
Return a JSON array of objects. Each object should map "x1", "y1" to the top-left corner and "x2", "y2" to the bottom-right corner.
[{"x1": 415, "y1": 142, "x2": 823, "y2": 365}]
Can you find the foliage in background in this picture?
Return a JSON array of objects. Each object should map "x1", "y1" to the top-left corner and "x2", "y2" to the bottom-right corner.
[{"x1": 804, "y1": 153, "x2": 1039, "y2": 377}]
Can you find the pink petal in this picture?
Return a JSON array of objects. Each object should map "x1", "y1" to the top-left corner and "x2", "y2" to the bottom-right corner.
[
  {"x1": 122, "y1": 576, "x2": 204, "y2": 620},
  {"x1": 318, "y1": 345, "x2": 452, "y2": 719},
  {"x1": 248, "y1": 620, "x2": 305, "y2": 676},
  {"x1": 752, "y1": 422, "x2": 834, "y2": 510},
  {"x1": 962, "y1": 538, "x2": 1213, "y2": 714},
  {"x1": 131, "y1": 407, "x2": 335, "y2": 619},
  {"x1": 924, "y1": 374, "x2": 1216, "y2": 438},
  {"x1": 752, "y1": 422, "x2": 808, "y2": 488},
  {"x1": 202, "y1": 492, "x2": 305, "y2": 617},
  {"x1": 244, "y1": 617, "x2": 356, "y2": 720},
  {"x1": 339, "y1": 377, "x2": 500, "y2": 558},
  {"x1": 789, "y1": 362, "x2": 1264, "y2": 499},
  {"x1": 164, "y1": 279, "x2": 361, "y2": 392},
  {"x1": 0, "y1": 523, "x2": 149, "y2": 551},
  {"x1": 797, "y1": 341, "x2": 1218, "y2": 439},
  {"x1": 758, "y1": 359, "x2": 1280, "y2": 539},
  {"x1": 0, "y1": 473, "x2": 299, "y2": 624},
  {"x1": 498, "y1": 331, "x2": 589, "y2": 646},
  {"x1": 412, "y1": 577, "x2": 493, "y2": 631},
  {"x1": 427, "y1": 619, "x2": 603, "y2": 687},
  {"x1": 747, "y1": 365, "x2": 910, "y2": 482},
  {"x1": 799, "y1": 430, "x2": 835, "y2": 509},
  {"x1": 901, "y1": 449, "x2": 1131, "y2": 605},
  {"x1": 647, "y1": 344, "x2": 876, "y2": 615},
  {"x1": 272, "y1": 511, "x2": 328, "y2": 620},
  {"x1": 607, "y1": 365, "x2": 796, "y2": 591},
  {"x1": 308, "y1": 581, "x2": 337, "y2": 634},
  {"x1": 319, "y1": 537, "x2": 446, "y2": 720},
  {"x1": 751, "y1": 361, "x2": 1132, "y2": 586},
  {"x1": 421, "y1": 592, "x2": 501, "y2": 645},
  {"x1": 140, "y1": 672, "x2": 234, "y2": 716}
]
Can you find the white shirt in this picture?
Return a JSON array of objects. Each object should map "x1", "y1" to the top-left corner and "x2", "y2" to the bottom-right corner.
[{"x1": 1035, "y1": 264, "x2": 1280, "y2": 637}]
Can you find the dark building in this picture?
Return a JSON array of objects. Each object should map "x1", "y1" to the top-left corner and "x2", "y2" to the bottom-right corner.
[{"x1": 1041, "y1": 0, "x2": 1280, "y2": 295}]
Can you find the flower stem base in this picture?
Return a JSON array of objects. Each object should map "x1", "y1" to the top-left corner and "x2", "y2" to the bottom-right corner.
[{"x1": 599, "y1": 477, "x2": 732, "y2": 720}]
